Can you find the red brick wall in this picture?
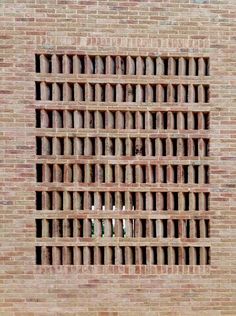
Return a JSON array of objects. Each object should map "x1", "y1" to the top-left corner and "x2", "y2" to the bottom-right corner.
[{"x1": 1, "y1": 0, "x2": 235, "y2": 314}]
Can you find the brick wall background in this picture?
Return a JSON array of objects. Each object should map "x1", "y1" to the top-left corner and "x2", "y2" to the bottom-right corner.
[{"x1": 0, "y1": 0, "x2": 236, "y2": 314}]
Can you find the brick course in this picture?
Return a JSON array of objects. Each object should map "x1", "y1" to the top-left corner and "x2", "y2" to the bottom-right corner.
[{"x1": 0, "y1": 0, "x2": 236, "y2": 314}]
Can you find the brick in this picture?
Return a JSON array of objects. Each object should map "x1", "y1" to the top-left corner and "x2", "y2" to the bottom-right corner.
[{"x1": 1, "y1": 0, "x2": 236, "y2": 315}]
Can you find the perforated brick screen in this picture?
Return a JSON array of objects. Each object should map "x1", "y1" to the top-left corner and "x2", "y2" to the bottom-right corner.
[{"x1": 35, "y1": 54, "x2": 210, "y2": 266}]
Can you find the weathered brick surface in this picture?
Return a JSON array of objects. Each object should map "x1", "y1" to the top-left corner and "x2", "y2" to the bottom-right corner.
[{"x1": 0, "y1": 0, "x2": 236, "y2": 314}]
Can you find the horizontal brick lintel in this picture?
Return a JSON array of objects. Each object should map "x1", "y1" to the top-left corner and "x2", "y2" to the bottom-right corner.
[
  {"x1": 35, "y1": 188, "x2": 211, "y2": 193},
  {"x1": 35, "y1": 211, "x2": 213, "y2": 217},
  {"x1": 35, "y1": 240, "x2": 211, "y2": 246},
  {"x1": 36, "y1": 157, "x2": 212, "y2": 163},
  {"x1": 34, "y1": 75, "x2": 211, "y2": 84},
  {"x1": 35, "y1": 103, "x2": 211, "y2": 111},
  {"x1": 34, "y1": 264, "x2": 211, "y2": 274},
  {"x1": 35, "y1": 130, "x2": 210, "y2": 137},
  {"x1": 35, "y1": 211, "x2": 212, "y2": 219}
]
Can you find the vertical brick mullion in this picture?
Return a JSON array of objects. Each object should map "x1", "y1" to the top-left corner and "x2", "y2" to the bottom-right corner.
[
  {"x1": 72, "y1": 55, "x2": 79, "y2": 74},
  {"x1": 74, "y1": 83, "x2": 79, "y2": 101},
  {"x1": 199, "y1": 138, "x2": 205, "y2": 157},
  {"x1": 187, "y1": 165, "x2": 193, "y2": 184},
  {"x1": 188, "y1": 138, "x2": 194, "y2": 157},
  {"x1": 155, "y1": 192, "x2": 161, "y2": 212},
  {"x1": 190, "y1": 219, "x2": 196, "y2": 238},
  {"x1": 168, "y1": 247, "x2": 174, "y2": 265},
  {"x1": 199, "y1": 192, "x2": 204, "y2": 211},
  {"x1": 123, "y1": 247, "x2": 129, "y2": 265},
  {"x1": 198, "y1": 57, "x2": 204, "y2": 76},
  {"x1": 155, "y1": 219, "x2": 160, "y2": 238},
  {"x1": 167, "y1": 84, "x2": 173, "y2": 103},
  {"x1": 178, "y1": 57, "x2": 185, "y2": 76},
  {"x1": 178, "y1": 192, "x2": 184, "y2": 212},
  {"x1": 41, "y1": 109, "x2": 48, "y2": 128},
  {"x1": 177, "y1": 138, "x2": 184, "y2": 157},
  {"x1": 105, "y1": 56, "x2": 111, "y2": 74},
  {"x1": 167, "y1": 219, "x2": 174, "y2": 238},
  {"x1": 167, "y1": 192, "x2": 172, "y2": 211},
  {"x1": 74, "y1": 247, "x2": 82, "y2": 265},
  {"x1": 156, "y1": 85, "x2": 162, "y2": 102},
  {"x1": 198, "y1": 85, "x2": 204, "y2": 103},
  {"x1": 177, "y1": 165, "x2": 183, "y2": 184},
  {"x1": 168, "y1": 57, "x2": 174, "y2": 76},
  {"x1": 85, "y1": 55, "x2": 92, "y2": 74},
  {"x1": 179, "y1": 247, "x2": 184, "y2": 265},
  {"x1": 156, "y1": 57, "x2": 164, "y2": 75},
  {"x1": 62, "y1": 54, "x2": 68, "y2": 74},
  {"x1": 198, "y1": 111, "x2": 204, "y2": 130},
  {"x1": 129, "y1": 191, "x2": 138, "y2": 212},
  {"x1": 198, "y1": 165, "x2": 203, "y2": 184},
  {"x1": 115, "y1": 56, "x2": 120, "y2": 75},
  {"x1": 189, "y1": 58, "x2": 196, "y2": 76},
  {"x1": 200, "y1": 219, "x2": 206, "y2": 238},
  {"x1": 114, "y1": 246, "x2": 121, "y2": 265},
  {"x1": 40, "y1": 82, "x2": 47, "y2": 101},
  {"x1": 179, "y1": 219, "x2": 184, "y2": 239},
  {"x1": 188, "y1": 84, "x2": 194, "y2": 103},
  {"x1": 51, "y1": 54, "x2": 58, "y2": 73},
  {"x1": 40, "y1": 55, "x2": 48, "y2": 73},
  {"x1": 115, "y1": 191, "x2": 120, "y2": 211},
  {"x1": 157, "y1": 247, "x2": 164, "y2": 265},
  {"x1": 41, "y1": 218, "x2": 47, "y2": 238},
  {"x1": 146, "y1": 57, "x2": 153, "y2": 75},
  {"x1": 200, "y1": 247, "x2": 207, "y2": 265},
  {"x1": 95, "y1": 56, "x2": 101, "y2": 74},
  {"x1": 126, "y1": 56, "x2": 133, "y2": 75},
  {"x1": 167, "y1": 165, "x2": 173, "y2": 183},
  {"x1": 189, "y1": 247, "x2": 196, "y2": 265},
  {"x1": 42, "y1": 246, "x2": 48, "y2": 265},
  {"x1": 104, "y1": 246, "x2": 111, "y2": 265}
]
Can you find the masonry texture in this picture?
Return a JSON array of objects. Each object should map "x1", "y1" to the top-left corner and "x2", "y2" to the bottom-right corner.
[{"x1": 1, "y1": 0, "x2": 236, "y2": 315}]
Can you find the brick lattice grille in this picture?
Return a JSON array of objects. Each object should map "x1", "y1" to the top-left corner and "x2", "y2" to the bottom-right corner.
[{"x1": 35, "y1": 54, "x2": 210, "y2": 266}]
